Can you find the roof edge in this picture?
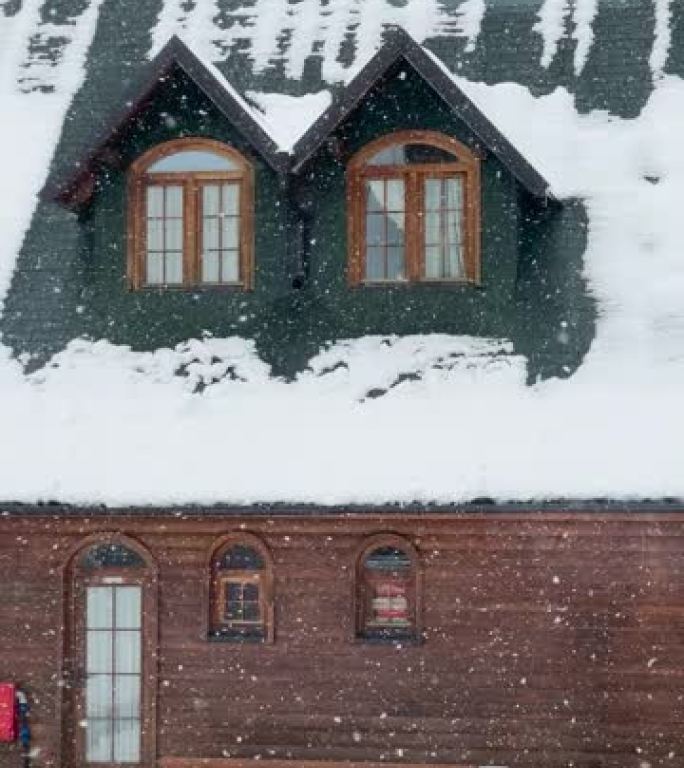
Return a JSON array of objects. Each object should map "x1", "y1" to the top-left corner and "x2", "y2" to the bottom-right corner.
[
  {"x1": 291, "y1": 25, "x2": 553, "y2": 200},
  {"x1": 44, "y1": 35, "x2": 288, "y2": 209}
]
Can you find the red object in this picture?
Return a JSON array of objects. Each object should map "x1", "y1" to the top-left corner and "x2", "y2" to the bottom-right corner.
[{"x1": 0, "y1": 683, "x2": 17, "y2": 742}]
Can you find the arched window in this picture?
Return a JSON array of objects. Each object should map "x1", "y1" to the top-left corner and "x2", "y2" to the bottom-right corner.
[
  {"x1": 127, "y1": 137, "x2": 254, "y2": 290},
  {"x1": 355, "y1": 535, "x2": 421, "y2": 642},
  {"x1": 347, "y1": 130, "x2": 480, "y2": 286},
  {"x1": 207, "y1": 534, "x2": 274, "y2": 642},
  {"x1": 65, "y1": 535, "x2": 157, "y2": 767}
]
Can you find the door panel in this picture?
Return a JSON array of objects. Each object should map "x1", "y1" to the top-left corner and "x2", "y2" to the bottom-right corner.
[{"x1": 83, "y1": 584, "x2": 143, "y2": 764}]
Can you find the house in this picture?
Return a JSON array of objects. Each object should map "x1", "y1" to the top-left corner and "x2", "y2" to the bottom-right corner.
[{"x1": 1, "y1": 1, "x2": 684, "y2": 768}]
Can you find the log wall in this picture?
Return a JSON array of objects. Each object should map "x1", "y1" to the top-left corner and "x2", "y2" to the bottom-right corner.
[{"x1": 0, "y1": 509, "x2": 683, "y2": 768}]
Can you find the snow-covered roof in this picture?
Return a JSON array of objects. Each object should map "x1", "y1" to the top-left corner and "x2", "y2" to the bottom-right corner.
[{"x1": 0, "y1": 0, "x2": 684, "y2": 507}]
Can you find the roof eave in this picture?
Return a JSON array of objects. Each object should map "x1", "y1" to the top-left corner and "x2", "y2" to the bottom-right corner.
[
  {"x1": 45, "y1": 35, "x2": 287, "y2": 209},
  {"x1": 291, "y1": 26, "x2": 553, "y2": 200}
]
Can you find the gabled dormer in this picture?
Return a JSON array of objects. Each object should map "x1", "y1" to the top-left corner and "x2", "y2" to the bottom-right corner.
[{"x1": 3, "y1": 28, "x2": 593, "y2": 380}]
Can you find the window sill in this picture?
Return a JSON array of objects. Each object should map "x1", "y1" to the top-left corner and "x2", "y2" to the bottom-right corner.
[
  {"x1": 207, "y1": 630, "x2": 268, "y2": 644},
  {"x1": 132, "y1": 283, "x2": 250, "y2": 293},
  {"x1": 354, "y1": 279, "x2": 481, "y2": 289},
  {"x1": 355, "y1": 632, "x2": 423, "y2": 646}
]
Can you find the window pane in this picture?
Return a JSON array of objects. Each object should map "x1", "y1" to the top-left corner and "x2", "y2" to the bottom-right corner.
[
  {"x1": 86, "y1": 674, "x2": 112, "y2": 718},
  {"x1": 225, "y1": 600, "x2": 242, "y2": 620},
  {"x1": 446, "y1": 177, "x2": 463, "y2": 209},
  {"x1": 82, "y1": 544, "x2": 145, "y2": 570},
  {"x1": 146, "y1": 187, "x2": 163, "y2": 218},
  {"x1": 371, "y1": 582, "x2": 409, "y2": 627},
  {"x1": 425, "y1": 212, "x2": 441, "y2": 245},
  {"x1": 368, "y1": 145, "x2": 406, "y2": 166},
  {"x1": 116, "y1": 587, "x2": 141, "y2": 629},
  {"x1": 387, "y1": 247, "x2": 405, "y2": 281},
  {"x1": 221, "y1": 216, "x2": 239, "y2": 249},
  {"x1": 445, "y1": 242, "x2": 464, "y2": 279},
  {"x1": 425, "y1": 179, "x2": 442, "y2": 211},
  {"x1": 165, "y1": 185, "x2": 183, "y2": 217},
  {"x1": 87, "y1": 719, "x2": 112, "y2": 763},
  {"x1": 366, "y1": 213, "x2": 384, "y2": 247},
  {"x1": 222, "y1": 183, "x2": 239, "y2": 216},
  {"x1": 219, "y1": 545, "x2": 264, "y2": 570},
  {"x1": 425, "y1": 245, "x2": 442, "y2": 279},
  {"x1": 165, "y1": 218, "x2": 183, "y2": 252},
  {"x1": 243, "y1": 601, "x2": 260, "y2": 622},
  {"x1": 386, "y1": 179, "x2": 404, "y2": 211},
  {"x1": 221, "y1": 251, "x2": 239, "y2": 283},
  {"x1": 115, "y1": 632, "x2": 141, "y2": 674},
  {"x1": 406, "y1": 144, "x2": 458, "y2": 164},
  {"x1": 365, "y1": 547, "x2": 412, "y2": 571},
  {"x1": 114, "y1": 719, "x2": 141, "y2": 763},
  {"x1": 146, "y1": 253, "x2": 164, "y2": 285},
  {"x1": 149, "y1": 149, "x2": 238, "y2": 173},
  {"x1": 371, "y1": 582, "x2": 409, "y2": 626},
  {"x1": 366, "y1": 247, "x2": 385, "y2": 281},
  {"x1": 386, "y1": 210, "x2": 405, "y2": 244},
  {"x1": 114, "y1": 676, "x2": 140, "y2": 719},
  {"x1": 165, "y1": 252, "x2": 183, "y2": 285},
  {"x1": 203, "y1": 184, "x2": 219, "y2": 216},
  {"x1": 202, "y1": 251, "x2": 220, "y2": 283},
  {"x1": 425, "y1": 245, "x2": 442, "y2": 280},
  {"x1": 227, "y1": 583, "x2": 242, "y2": 601},
  {"x1": 243, "y1": 583, "x2": 259, "y2": 601},
  {"x1": 146, "y1": 219, "x2": 163, "y2": 252},
  {"x1": 203, "y1": 217, "x2": 219, "y2": 251},
  {"x1": 87, "y1": 587, "x2": 113, "y2": 629},
  {"x1": 366, "y1": 180, "x2": 384, "y2": 213},
  {"x1": 87, "y1": 630, "x2": 112, "y2": 673},
  {"x1": 447, "y1": 208, "x2": 462, "y2": 246},
  {"x1": 367, "y1": 143, "x2": 458, "y2": 167}
]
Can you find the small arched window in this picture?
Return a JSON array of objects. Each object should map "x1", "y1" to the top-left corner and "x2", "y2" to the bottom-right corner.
[
  {"x1": 128, "y1": 137, "x2": 254, "y2": 290},
  {"x1": 208, "y1": 535, "x2": 274, "y2": 642},
  {"x1": 347, "y1": 130, "x2": 480, "y2": 286},
  {"x1": 355, "y1": 535, "x2": 420, "y2": 642}
]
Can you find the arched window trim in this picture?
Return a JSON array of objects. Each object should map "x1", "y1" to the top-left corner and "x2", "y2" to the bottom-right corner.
[
  {"x1": 127, "y1": 137, "x2": 255, "y2": 291},
  {"x1": 205, "y1": 532, "x2": 275, "y2": 644},
  {"x1": 354, "y1": 533, "x2": 422, "y2": 643},
  {"x1": 62, "y1": 533, "x2": 158, "y2": 768},
  {"x1": 347, "y1": 129, "x2": 481, "y2": 287}
]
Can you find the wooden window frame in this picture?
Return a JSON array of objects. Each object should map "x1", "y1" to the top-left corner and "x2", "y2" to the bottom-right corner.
[
  {"x1": 127, "y1": 137, "x2": 255, "y2": 291},
  {"x1": 205, "y1": 533, "x2": 275, "y2": 643},
  {"x1": 62, "y1": 534, "x2": 158, "y2": 768},
  {"x1": 346, "y1": 130, "x2": 481, "y2": 287},
  {"x1": 354, "y1": 534, "x2": 422, "y2": 643}
]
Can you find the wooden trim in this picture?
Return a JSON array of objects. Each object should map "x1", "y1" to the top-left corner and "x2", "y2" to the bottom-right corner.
[
  {"x1": 127, "y1": 137, "x2": 254, "y2": 291},
  {"x1": 204, "y1": 532, "x2": 275, "y2": 643},
  {"x1": 61, "y1": 533, "x2": 159, "y2": 768},
  {"x1": 346, "y1": 130, "x2": 481, "y2": 287},
  {"x1": 160, "y1": 760, "x2": 478, "y2": 768},
  {"x1": 353, "y1": 533, "x2": 422, "y2": 642}
]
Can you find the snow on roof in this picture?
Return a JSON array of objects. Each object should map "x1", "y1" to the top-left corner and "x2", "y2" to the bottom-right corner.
[
  {"x1": 0, "y1": 1, "x2": 684, "y2": 506},
  {"x1": 246, "y1": 90, "x2": 332, "y2": 154}
]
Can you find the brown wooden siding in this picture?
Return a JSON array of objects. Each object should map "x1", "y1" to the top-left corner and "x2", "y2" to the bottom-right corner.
[{"x1": 0, "y1": 510, "x2": 683, "y2": 768}]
